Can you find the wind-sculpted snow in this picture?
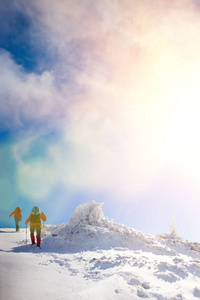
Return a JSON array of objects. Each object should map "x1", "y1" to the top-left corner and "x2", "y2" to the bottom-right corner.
[
  {"x1": 68, "y1": 201, "x2": 110, "y2": 228},
  {"x1": 44, "y1": 202, "x2": 199, "y2": 257}
]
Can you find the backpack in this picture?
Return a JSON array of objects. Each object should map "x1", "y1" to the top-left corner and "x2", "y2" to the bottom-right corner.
[
  {"x1": 31, "y1": 206, "x2": 41, "y2": 224},
  {"x1": 15, "y1": 207, "x2": 21, "y2": 214},
  {"x1": 31, "y1": 213, "x2": 41, "y2": 224}
]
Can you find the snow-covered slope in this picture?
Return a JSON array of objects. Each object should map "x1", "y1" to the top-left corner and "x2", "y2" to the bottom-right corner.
[
  {"x1": 45, "y1": 201, "x2": 175, "y2": 253},
  {"x1": 1, "y1": 201, "x2": 200, "y2": 299},
  {"x1": 45, "y1": 201, "x2": 200, "y2": 255}
]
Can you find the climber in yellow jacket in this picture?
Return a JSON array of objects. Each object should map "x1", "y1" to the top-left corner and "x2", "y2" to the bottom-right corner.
[
  {"x1": 25, "y1": 206, "x2": 46, "y2": 248},
  {"x1": 9, "y1": 207, "x2": 22, "y2": 231}
]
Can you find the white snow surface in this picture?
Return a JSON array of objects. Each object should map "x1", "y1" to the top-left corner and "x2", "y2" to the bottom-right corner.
[{"x1": 1, "y1": 201, "x2": 200, "y2": 300}]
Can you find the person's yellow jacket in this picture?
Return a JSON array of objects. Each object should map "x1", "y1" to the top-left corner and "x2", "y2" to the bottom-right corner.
[
  {"x1": 25, "y1": 213, "x2": 46, "y2": 226},
  {"x1": 9, "y1": 207, "x2": 22, "y2": 219}
]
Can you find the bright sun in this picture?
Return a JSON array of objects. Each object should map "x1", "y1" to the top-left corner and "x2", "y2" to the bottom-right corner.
[{"x1": 164, "y1": 79, "x2": 200, "y2": 164}]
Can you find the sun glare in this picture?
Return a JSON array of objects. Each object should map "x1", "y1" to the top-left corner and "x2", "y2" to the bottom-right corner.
[{"x1": 164, "y1": 79, "x2": 200, "y2": 165}]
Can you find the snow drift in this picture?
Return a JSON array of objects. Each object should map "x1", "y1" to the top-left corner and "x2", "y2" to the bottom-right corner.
[{"x1": 44, "y1": 201, "x2": 200, "y2": 255}]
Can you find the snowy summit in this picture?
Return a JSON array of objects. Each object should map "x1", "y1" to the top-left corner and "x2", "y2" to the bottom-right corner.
[{"x1": 1, "y1": 201, "x2": 200, "y2": 299}]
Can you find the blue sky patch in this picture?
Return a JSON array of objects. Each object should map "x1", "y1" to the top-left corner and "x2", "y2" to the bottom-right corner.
[{"x1": 0, "y1": 2, "x2": 57, "y2": 73}]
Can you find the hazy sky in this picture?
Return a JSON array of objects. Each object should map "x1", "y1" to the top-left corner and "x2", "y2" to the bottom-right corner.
[{"x1": 1, "y1": 0, "x2": 200, "y2": 241}]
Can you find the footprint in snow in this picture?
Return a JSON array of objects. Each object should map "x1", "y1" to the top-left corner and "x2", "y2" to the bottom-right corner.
[
  {"x1": 137, "y1": 287, "x2": 149, "y2": 298},
  {"x1": 194, "y1": 287, "x2": 200, "y2": 298},
  {"x1": 128, "y1": 278, "x2": 141, "y2": 286},
  {"x1": 155, "y1": 271, "x2": 179, "y2": 283},
  {"x1": 142, "y1": 282, "x2": 150, "y2": 289},
  {"x1": 128, "y1": 278, "x2": 150, "y2": 290}
]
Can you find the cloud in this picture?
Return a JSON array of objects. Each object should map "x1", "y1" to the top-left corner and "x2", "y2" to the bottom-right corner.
[
  {"x1": 2, "y1": 0, "x2": 200, "y2": 129},
  {"x1": 0, "y1": 50, "x2": 67, "y2": 131},
  {"x1": 3, "y1": 0, "x2": 200, "y2": 203}
]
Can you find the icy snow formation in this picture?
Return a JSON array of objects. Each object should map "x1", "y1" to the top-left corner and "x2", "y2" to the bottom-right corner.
[
  {"x1": 45, "y1": 201, "x2": 196, "y2": 255},
  {"x1": 68, "y1": 201, "x2": 110, "y2": 228}
]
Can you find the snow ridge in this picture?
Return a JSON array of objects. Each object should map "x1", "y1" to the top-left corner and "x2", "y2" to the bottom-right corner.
[{"x1": 45, "y1": 201, "x2": 189, "y2": 255}]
